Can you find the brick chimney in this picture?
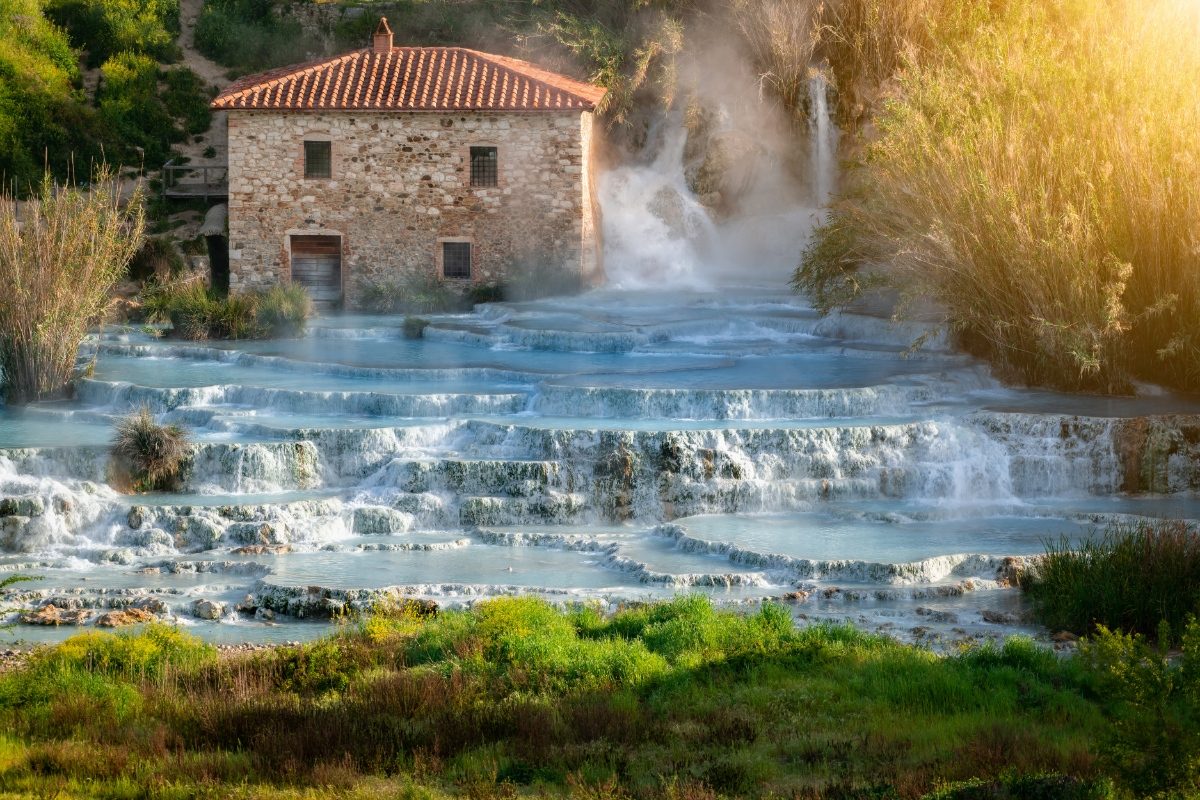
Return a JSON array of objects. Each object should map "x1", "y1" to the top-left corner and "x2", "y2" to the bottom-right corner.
[{"x1": 372, "y1": 17, "x2": 393, "y2": 53}]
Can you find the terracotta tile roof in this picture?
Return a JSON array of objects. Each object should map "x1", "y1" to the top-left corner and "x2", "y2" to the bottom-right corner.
[{"x1": 211, "y1": 46, "x2": 607, "y2": 112}]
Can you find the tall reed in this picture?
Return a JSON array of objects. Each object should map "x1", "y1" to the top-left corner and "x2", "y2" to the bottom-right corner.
[
  {"x1": 801, "y1": 0, "x2": 1200, "y2": 393},
  {"x1": 0, "y1": 170, "x2": 145, "y2": 403}
]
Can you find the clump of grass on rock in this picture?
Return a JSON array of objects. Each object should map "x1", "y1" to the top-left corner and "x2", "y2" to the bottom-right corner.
[{"x1": 110, "y1": 406, "x2": 191, "y2": 493}]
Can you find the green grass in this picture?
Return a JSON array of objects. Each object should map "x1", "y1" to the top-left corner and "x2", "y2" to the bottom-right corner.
[
  {"x1": 3, "y1": 596, "x2": 1179, "y2": 799},
  {"x1": 1021, "y1": 520, "x2": 1200, "y2": 644},
  {"x1": 142, "y1": 282, "x2": 312, "y2": 340}
]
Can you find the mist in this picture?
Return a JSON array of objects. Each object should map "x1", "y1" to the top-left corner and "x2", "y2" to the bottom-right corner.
[{"x1": 597, "y1": 11, "x2": 838, "y2": 290}]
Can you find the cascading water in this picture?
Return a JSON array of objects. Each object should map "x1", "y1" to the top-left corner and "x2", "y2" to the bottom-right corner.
[
  {"x1": 597, "y1": 122, "x2": 719, "y2": 289},
  {"x1": 4, "y1": 68, "x2": 1200, "y2": 648},
  {"x1": 808, "y1": 72, "x2": 838, "y2": 208}
]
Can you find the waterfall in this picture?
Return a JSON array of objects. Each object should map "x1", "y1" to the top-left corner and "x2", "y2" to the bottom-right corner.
[
  {"x1": 597, "y1": 122, "x2": 718, "y2": 290},
  {"x1": 808, "y1": 72, "x2": 838, "y2": 207}
]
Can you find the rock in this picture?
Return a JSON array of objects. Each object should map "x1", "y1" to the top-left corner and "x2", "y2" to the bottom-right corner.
[
  {"x1": 254, "y1": 607, "x2": 276, "y2": 622},
  {"x1": 231, "y1": 544, "x2": 291, "y2": 556},
  {"x1": 915, "y1": 607, "x2": 959, "y2": 624},
  {"x1": 20, "y1": 604, "x2": 92, "y2": 626},
  {"x1": 981, "y1": 609, "x2": 1016, "y2": 625},
  {"x1": 996, "y1": 557, "x2": 1026, "y2": 587},
  {"x1": 190, "y1": 599, "x2": 226, "y2": 620},
  {"x1": 224, "y1": 521, "x2": 283, "y2": 546},
  {"x1": 352, "y1": 506, "x2": 410, "y2": 535},
  {"x1": 0, "y1": 497, "x2": 44, "y2": 518},
  {"x1": 782, "y1": 590, "x2": 810, "y2": 603},
  {"x1": 127, "y1": 505, "x2": 147, "y2": 530},
  {"x1": 821, "y1": 587, "x2": 841, "y2": 599},
  {"x1": 95, "y1": 607, "x2": 157, "y2": 627},
  {"x1": 0, "y1": 516, "x2": 31, "y2": 551},
  {"x1": 175, "y1": 515, "x2": 223, "y2": 551},
  {"x1": 235, "y1": 594, "x2": 258, "y2": 614},
  {"x1": 1051, "y1": 630, "x2": 1079, "y2": 643}
]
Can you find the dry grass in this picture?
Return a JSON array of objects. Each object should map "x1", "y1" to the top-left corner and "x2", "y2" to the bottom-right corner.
[
  {"x1": 110, "y1": 406, "x2": 192, "y2": 492},
  {"x1": 801, "y1": 0, "x2": 1200, "y2": 393},
  {"x1": 0, "y1": 169, "x2": 145, "y2": 403}
]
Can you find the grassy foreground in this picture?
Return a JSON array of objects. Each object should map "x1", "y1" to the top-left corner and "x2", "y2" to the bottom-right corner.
[{"x1": 2, "y1": 596, "x2": 1196, "y2": 799}]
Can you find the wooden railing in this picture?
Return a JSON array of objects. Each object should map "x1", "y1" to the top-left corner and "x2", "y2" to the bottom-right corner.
[{"x1": 162, "y1": 160, "x2": 228, "y2": 201}]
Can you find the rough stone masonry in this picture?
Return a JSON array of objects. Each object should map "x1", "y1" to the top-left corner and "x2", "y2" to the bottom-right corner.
[{"x1": 214, "y1": 21, "x2": 605, "y2": 307}]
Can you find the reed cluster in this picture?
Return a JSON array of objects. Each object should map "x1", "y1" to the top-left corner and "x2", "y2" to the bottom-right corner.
[
  {"x1": 0, "y1": 171, "x2": 144, "y2": 404},
  {"x1": 800, "y1": 0, "x2": 1200, "y2": 393}
]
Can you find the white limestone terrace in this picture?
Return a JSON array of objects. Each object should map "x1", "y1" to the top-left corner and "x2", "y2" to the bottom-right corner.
[{"x1": 3, "y1": 286, "x2": 1200, "y2": 648}]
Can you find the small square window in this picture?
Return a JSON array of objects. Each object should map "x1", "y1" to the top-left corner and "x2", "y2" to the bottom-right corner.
[
  {"x1": 304, "y1": 140, "x2": 332, "y2": 179},
  {"x1": 442, "y1": 241, "x2": 472, "y2": 279},
  {"x1": 470, "y1": 146, "x2": 497, "y2": 188}
]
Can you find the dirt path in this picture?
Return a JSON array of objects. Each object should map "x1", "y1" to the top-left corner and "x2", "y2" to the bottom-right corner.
[{"x1": 174, "y1": 0, "x2": 229, "y2": 165}]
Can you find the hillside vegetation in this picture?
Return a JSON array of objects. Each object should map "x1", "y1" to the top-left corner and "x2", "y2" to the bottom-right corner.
[
  {"x1": 0, "y1": 0, "x2": 210, "y2": 192},
  {"x1": 4, "y1": 596, "x2": 1198, "y2": 798}
]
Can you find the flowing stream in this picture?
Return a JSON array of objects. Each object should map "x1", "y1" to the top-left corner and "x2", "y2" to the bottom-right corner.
[{"x1": 3, "y1": 94, "x2": 1200, "y2": 647}]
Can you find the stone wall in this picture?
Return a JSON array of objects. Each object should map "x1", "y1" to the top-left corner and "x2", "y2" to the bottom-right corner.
[{"x1": 225, "y1": 109, "x2": 601, "y2": 306}]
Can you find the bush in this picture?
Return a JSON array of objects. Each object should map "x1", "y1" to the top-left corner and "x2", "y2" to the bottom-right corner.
[
  {"x1": 359, "y1": 274, "x2": 464, "y2": 314},
  {"x1": 0, "y1": 0, "x2": 110, "y2": 192},
  {"x1": 254, "y1": 284, "x2": 313, "y2": 338},
  {"x1": 96, "y1": 57, "x2": 210, "y2": 169},
  {"x1": 403, "y1": 316, "x2": 430, "y2": 339},
  {"x1": 194, "y1": 0, "x2": 322, "y2": 74},
  {"x1": 1079, "y1": 621, "x2": 1200, "y2": 797},
  {"x1": 799, "y1": 0, "x2": 1200, "y2": 393},
  {"x1": 142, "y1": 282, "x2": 312, "y2": 340},
  {"x1": 127, "y1": 237, "x2": 185, "y2": 282},
  {"x1": 45, "y1": 0, "x2": 180, "y2": 67},
  {"x1": 110, "y1": 406, "x2": 191, "y2": 492},
  {"x1": 0, "y1": 170, "x2": 145, "y2": 404},
  {"x1": 1021, "y1": 520, "x2": 1200, "y2": 643}
]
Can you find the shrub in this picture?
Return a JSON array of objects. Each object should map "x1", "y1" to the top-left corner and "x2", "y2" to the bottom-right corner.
[
  {"x1": 194, "y1": 0, "x2": 322, "y2": 74},
  {"x1": 142, "y1": 282, "x2": 311, "y2": 340},
  {"x1": 799, "y1": 0, "x2": 1200, "y2": 393},
  {"x1": 1079, "y1": 620, "x2": 1200, "y2": 797},
  {"x1": 127, "y1": 237, "x2": 185, "y2": 282},
  {"x1": 359, "y1": 274, "x2": 464, "y2": 314},
  {"x1": 254, "y1": 284, "x2": 312, "y2": 338},
  {"x1": 45, "y1": 0, "x2": 180, "y2": 67},
  {"x1": 1021, "y1": 520, "x2": 1200, "y2": 643},
  {"x1": 161, "y1": 67, "x2": 213, "y2": 137},
  {"x1": 97, "y1": 53, "x2": 181, "y2": 166},
  {"x1": 403, "y1": 316, "x2": 430, "y2": 340},
  {"x1": 0, "y1": 170, "x2": 145, "y2": 404},
  {"x1": 110, "y1": 406, "x2": 191, "y2": 492}
]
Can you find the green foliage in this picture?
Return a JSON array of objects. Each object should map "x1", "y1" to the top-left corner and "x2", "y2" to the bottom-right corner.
[
  {"x1": 0, "y1": 597, "x2": 1145, "y2": 797},
  {"x1": 795, "y1": 209, "x2": 881, "y2": 314},
  {"x1": 1022, "y1": 520, "x2": 1200, "y2": 643},
  {"x1": 45, "y1": 0, "x2": 181, "y2": 68},
  {"x1": 195, "y1": 0, "x2": 322, "y2": 75},
  {"x1": 922, "y1": 774, "x2": 1114, "y2": 800},
  {"x1": 0, "y1": 0, "x2": 106, "y2": 192},
  {"x1": 402, "y1": 316, "x2": 430, "y2": 339},
  {"x1": 142, "y1": 282, "x2": 312, "y2": 340},
  {"x1": 1079, "y1": 620, "x2": 1200, "y2": 797},
  {"x1": 359, "y1": 274, "x2": 463, "y2": 314},
  {"x1": 98, "y1": 56, "x2": 209, "y2": 166},
  {"x1": 127, "y1": 237, "x2": 185, "y2": 282},
  {"x1": 254, "y1": 284, "x2": 313, "y2": 338},
  {"x1": 807, "y1": 0, "x2": 1200, "y2": 393},
  {"x1": 110, "y1": 406, "x2": 191, "y2": 492}
]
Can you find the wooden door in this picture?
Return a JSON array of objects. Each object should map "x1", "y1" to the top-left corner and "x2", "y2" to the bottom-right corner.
[{"x1": 289, "y1": 235, "x2": 342, "y2": 306}]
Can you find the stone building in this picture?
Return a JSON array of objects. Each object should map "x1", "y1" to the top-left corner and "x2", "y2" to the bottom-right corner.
[{"x1": 211, "y1": 19, "x2": 605, "y2": 307}]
